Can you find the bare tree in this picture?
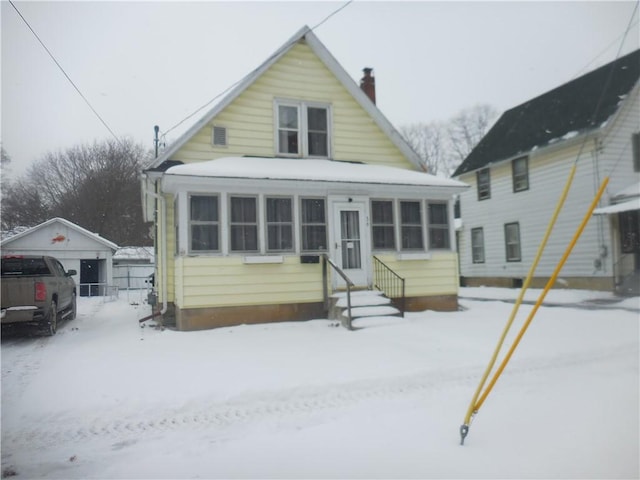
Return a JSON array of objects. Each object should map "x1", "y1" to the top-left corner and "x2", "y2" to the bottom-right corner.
[
  {"x1": 401, "y1": 104, "x2": 498, "y2": 177},
  {"x1": 400, "y1": 122, "x2": 451, "y2": 175},
  {"x1": 1, "y1": 138, "x2": 152, "y2": 245},
  {"x1": 447, "y1": 104, "x2": 498, "y2": 164}
]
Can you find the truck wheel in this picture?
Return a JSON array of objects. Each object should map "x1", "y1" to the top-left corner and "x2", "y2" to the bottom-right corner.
[
  {"x1": 69, "y1": 293, "x2": 77, "y2": 320},
  {"x1": 45, "y1": 301, "x2": 57, "y2": 336}
]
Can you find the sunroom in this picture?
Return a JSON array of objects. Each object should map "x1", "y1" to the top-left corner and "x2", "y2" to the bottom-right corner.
[{"x1": 159, "y1": 156, "x2": 467, "y2": 329}]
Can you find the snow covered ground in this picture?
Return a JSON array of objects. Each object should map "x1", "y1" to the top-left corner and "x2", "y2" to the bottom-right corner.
[{"x1": 1, "y1": 288, "x2": 638, "y2": 479}]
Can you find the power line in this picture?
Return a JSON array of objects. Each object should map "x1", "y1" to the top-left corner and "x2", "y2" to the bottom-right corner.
[
  {"x1": 161, "y1": 0, "x2": 354, "y2": 139},
  {"x1": 8, "y1": 0, "x2": 122, "y2": 145}
]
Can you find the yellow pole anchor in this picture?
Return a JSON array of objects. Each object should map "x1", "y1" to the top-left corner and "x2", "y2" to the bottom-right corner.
[{"x1": 459, "y1": 175, "x2": 609, "y2": 446}]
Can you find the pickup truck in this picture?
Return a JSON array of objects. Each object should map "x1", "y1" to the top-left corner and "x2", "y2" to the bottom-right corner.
[{"x1": 1, "y1": 255, "x2": 77, "y2": 336}]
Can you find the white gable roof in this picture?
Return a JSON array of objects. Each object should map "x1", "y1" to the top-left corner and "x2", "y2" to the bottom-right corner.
[
  {"x1": 0, "y1": 217, "x2": 118, "y2": 251},
  {"x1": 145, "y1": 25, "x2": 421, "y2": 170}
]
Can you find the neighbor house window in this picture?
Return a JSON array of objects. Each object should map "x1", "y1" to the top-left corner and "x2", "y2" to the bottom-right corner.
[
  {"x1": 300, "y1": 198, "x2": 327, "y2": 251},
  {"x1": 174, "y1": 198, "x2": 179, "y2": 255},
  {"x1": 371, "y1": 200, "x2": 395, "y2": 250},
  {"x1": 189, "y1": 195, "x2": 219, "y2": 252},
  {"x1": 266, "y1": 197, "x2": 294, "y2": 252},
  {"x1": 230, "y1": 196, "x2": 258, "y2": 252},
  {"x1": 477, "y1": 168, "x2": 491, "y2": 200},
  {"x1": 504, "y1": 222, "x2": 521, "y2": 262},
  {"x1": 400, "y1": 200, "x2": 424, "y2": 250},
  {"x1": 276, "y1": 101, "x2": 330, "y2": 158},
  {"x1": 428, "y1": 203, "x2": 450, "y2": 249},
  {"x1": 471, "y1": 227, "x2": 485, "y2": 263},
  {"x1": 512, "y1": 156, "x2": 529, "y2": 192},
  {"x1": 633, "y1": 132, "x2": 640, "y2": 172}
]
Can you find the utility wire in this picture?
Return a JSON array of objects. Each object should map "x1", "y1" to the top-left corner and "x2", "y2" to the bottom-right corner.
[
  {"x1": 161, "y1": 0, "x2": 354, "y2": 139},
  {"x1": 9, "y1": 0, "x2": 122, "y2": 144}
]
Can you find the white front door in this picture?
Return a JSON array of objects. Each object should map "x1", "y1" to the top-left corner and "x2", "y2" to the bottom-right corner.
[{"x1": 331, "y1": 201, "x2": 370, "y2": 287}]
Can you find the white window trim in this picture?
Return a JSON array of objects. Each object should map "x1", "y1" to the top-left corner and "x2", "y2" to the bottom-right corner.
[{"x1": 274, "y1": 99, "x2": 332, "y2": 158}]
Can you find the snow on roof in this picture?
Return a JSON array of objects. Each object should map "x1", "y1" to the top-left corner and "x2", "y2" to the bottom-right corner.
[
  {"x1": 165, "y1": 157, "x2": 468, "y2": 189},
  {"x1": 114, "y1": 246, "x2": 154, "y2": 260},
  {"x1": 612, "y1": 181, "x2": 640, "y2": 201},
  {"x1": 593, "y1": 198, "x2": 640, "y2": 215}
]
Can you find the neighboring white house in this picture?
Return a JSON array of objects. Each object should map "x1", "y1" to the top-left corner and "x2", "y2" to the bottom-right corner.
[
  {"x1": 0, "y1": 218, "x2": 118, "y2": 296},
  {"x1": 113, "y1": 246, "x2": 155, "y2": 290},
  {"x1": 453, "y1": 49, "x2": 640, "y2": 294}
]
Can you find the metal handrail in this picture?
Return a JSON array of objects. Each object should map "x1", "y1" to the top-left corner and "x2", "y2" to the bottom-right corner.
[
  {"x1": 322, "y1": 254, "x2": 354, "y2": 330},
  {"x1": 373, "y1": 256, "x2": 406, "y2": 317}
]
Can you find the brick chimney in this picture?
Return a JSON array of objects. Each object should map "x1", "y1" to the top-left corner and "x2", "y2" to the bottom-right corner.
[{"x1": 360, "y1": 67, "x2": 376, "y2": 104}]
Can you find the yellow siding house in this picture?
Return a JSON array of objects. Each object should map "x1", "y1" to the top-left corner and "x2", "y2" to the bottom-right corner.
[{"x1": 142, "y1": 26, "x2": 468, "y2": 330}]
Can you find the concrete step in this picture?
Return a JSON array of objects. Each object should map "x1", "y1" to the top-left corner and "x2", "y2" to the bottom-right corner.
[
  {"x1": 352, "y1": 315, "x2": 408, "y2": 329},
  {"x1": 335, "y1": 294, "x2": 391, "y2": 308},
  {"x1": 345, "y1": 305, "x2": 401, "y2": 319}
]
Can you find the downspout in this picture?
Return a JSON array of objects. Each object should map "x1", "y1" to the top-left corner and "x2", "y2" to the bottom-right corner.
[{"x1": 141, "y1": 173, "x2": 168, "y2": 316}]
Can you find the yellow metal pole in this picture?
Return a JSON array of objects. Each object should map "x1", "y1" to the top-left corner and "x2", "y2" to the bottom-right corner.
[
  {"x1": 474, "y1": 176, "x2": 609, "y2": 415},
  {"x1": 461, "y1": 164, "x2": 578, "y2": 429}
]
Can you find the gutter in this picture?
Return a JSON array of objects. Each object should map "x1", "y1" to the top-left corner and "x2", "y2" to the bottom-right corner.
[{"x1": 141, "y1": 173, "x2": 168, "y2": 317}]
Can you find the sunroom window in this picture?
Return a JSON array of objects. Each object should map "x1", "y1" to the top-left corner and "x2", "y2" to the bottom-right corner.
[
  {"x1": 300, "y1": 198, "x2": 327, "y2": 251},
  {"x1": 400, "y1": 200, "x2": 424, "y2": 250},
  {"x1": 189, "y1": 195, "x2": 219, "y2": 252},
  {"x1": 266, "y1": 197, "x2": 294, "y2": 252},
  {"x1": 371, "y1": 200, "x2": 395, "y2": 250},
  {"x1": 428, "y1": 203, "x2": 450, "y2": 249},
  {"x1": 230, "y1": 196, "x2": 258, "y2": 252}
]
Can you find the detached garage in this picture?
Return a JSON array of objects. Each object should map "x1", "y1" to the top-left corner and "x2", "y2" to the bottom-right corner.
[{"x1": 0, "y1": 218, "x2": 118, "y2": 296}]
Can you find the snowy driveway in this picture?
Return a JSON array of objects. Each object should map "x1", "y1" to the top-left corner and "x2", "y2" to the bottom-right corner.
[{"x1": 1, "y1": 291, "x2": 638, "y2": 479}]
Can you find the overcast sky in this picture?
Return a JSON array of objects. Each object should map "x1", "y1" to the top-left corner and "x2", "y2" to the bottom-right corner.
[{"x1": 2, "y1": 1, "x2": 638, "y2": 177}]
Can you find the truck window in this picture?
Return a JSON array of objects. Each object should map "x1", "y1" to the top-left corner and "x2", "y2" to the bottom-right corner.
[{"x1": 1, "y1": 258, "x2": 51, "y2": 276}]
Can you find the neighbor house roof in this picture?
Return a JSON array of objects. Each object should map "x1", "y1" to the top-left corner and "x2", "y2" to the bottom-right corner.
[
  {"x1": 145, "y1": 25, "x2": 421, "y2": 171},
  {"x1": 163, "y1": 157, "x2": 467, "y2": 189},
  {"x1": 0, "y1": 217, "x2": 119, "y2": 251},
  {"x1": 453, "y1": 49, "x2": 640, "y2": 177}
]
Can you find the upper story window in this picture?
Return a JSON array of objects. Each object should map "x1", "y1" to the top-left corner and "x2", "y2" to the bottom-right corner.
[
  {"x1": 632, "y1": 132, "x2": 640, "y2": 172},
  {"x1": 477, "y1": 168, "x2": 491, "y2": 200},
  {"x1": 400, "y1": 200, "x2": 424, "y2": 250},
  {"x1": 276, "y1": 100, "x2": 330, "y2": 158},
  {"x1": 300, "y1": 198, "x2": 327, "y2": 251},
  {"x1": 512, "y1": 156, "x2": 529, "y2": 192},
  {"x1": 427, "y1": 203, "x2": 450, "y2": 249},
  {"x1": 504, "y1": 222, "x2": 521, "y2": 262},
  {"x1": 190, "y1": 195, "x2": 219, "y2": 252},
  {"x1": 371, "y1": 200, "x2": 395, "y2": 250},
  {"x1": 266, "y1": 197, "x2": 294, "y2": 252}
]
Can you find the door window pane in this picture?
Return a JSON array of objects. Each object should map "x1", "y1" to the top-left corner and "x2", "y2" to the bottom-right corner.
[{"x1": 340, "y1": 210, "x2": 361, "y2": 269}]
